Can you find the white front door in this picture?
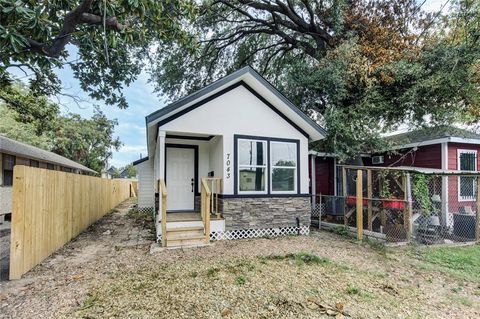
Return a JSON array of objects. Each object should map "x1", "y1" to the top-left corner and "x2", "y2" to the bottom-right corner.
[{"x1": 166, "y1": 147, "x2": 195, "y2": 211}]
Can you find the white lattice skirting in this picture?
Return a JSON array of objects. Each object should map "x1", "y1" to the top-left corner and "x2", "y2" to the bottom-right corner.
[
  {"x1": 211, "y1": 226, "x2": 310, "y2": 241},
  {"x1": 137, "y1": 207, "x2": 154, "y2": 214}
]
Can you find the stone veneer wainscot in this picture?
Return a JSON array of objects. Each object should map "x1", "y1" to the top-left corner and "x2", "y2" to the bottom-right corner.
[{"x1": 220, "y1": 196, "x2": 311, "y2": 230}]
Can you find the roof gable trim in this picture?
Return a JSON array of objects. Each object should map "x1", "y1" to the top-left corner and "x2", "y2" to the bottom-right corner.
[{"x1": 156, "y1": 81, "x2": 310, "y2": 138}]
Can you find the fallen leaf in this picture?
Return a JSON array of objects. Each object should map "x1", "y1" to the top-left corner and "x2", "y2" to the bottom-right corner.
[
  {"x1": 221, "y1": 308, "x2": 232, "y2": 317},
  {"x1": 335, "y1": 302, "x2": 344, "y2": 311},
  {"x1": 72, "y1": 274, "x2": 84, "y2": 280}
]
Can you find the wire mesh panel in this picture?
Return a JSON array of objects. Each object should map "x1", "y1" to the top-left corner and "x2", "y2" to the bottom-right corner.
[
  {"x1": 411, "y1": 174, "x2": 479, "y2": 244},
  {"x1": 311, "y1": 166, "x2": 480, "y2": 245}
]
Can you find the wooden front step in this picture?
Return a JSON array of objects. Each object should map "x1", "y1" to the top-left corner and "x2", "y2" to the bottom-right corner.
[{"x1": 165, "y1": 225, "x2": 207, "y2": 248}]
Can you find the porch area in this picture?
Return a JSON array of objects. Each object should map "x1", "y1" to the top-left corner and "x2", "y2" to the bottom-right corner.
[{"x1": 157, "y1": 177, "x2": 224, "y2": 248}]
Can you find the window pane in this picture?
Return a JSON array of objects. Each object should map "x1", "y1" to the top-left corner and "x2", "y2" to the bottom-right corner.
[
  {"x1": 3, "y1": 170, "x2": 13, "y2": 186},
  {"x1": 239, "y1": 167, "x2": 265, "y2": 191},
  {"x1": 460, "y1": 153, "x2": 476, "y2": 171},
  {"x1": 3, "y1": 154, "x2": 15, "y2": 170},
  {"x1": 271, "y1": 142, "x2": 296, "y2": 167},
  {"x1": 30, "y1": 160, "x2": 39, "y2": 167},
  {"x1": 272, "y1": 168, "x2": 295, "y2": 191},
  {"x1": 460, "y1": 176, "x2": 475, "y2": 198},
  {"x1": 238, "y1": 140, "x2": 266, "y2": 166}
]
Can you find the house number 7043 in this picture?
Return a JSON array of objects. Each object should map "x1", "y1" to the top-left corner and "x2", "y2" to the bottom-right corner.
[{"x1": 225, "y1": 153, "x2": 231, "y2": 179}]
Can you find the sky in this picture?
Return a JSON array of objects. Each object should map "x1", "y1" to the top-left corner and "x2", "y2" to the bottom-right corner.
[{"x1": 14, "y1": 0, "x2": 450, "y2": 169}]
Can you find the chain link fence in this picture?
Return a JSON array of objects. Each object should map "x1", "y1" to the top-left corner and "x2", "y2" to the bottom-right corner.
[{"x1": 312, "y1": 166, "x2": 480, "y2": 245}]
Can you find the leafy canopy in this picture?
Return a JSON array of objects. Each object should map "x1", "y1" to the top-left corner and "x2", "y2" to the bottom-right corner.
[
  {"x1": 0, "y1": 0, "x2": 196, "y2": 108},
  {"x1": 0, "y1": 84, "x2": 121, "y2": 173},
  {"x1": 151, "y1": 0, "x2": 480, "y2": 161}
]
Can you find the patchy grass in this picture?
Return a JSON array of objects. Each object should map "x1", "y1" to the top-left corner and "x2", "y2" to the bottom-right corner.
[
  {"x1": 329, "y1": 225, "x2": 351, "y2": 238},
  {"x1": 416, "y1": 245, "x2": 480, "y2": 281},
  {"x1": 79, "y1": 293, "x2": 98, "y2": 310},
  {"x1": 235, "y1": 275, "x2": 247, "y2": 285},
  {"x1": 126, "y1": 207, "x2": 155, "y2": 239},
  {"x1": 263, "y1": 252, "x2": 331, "y2": 266}
]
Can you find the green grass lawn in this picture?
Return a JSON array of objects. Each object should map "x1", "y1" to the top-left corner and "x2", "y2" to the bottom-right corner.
[{"x1": 420, "y1": 245, "x2": 480, "y2": 281}]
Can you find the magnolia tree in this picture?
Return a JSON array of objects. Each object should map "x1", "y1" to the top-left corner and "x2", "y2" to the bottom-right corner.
[{"x1": 0, "y1": 0, "x2": 196, "y2": 108}]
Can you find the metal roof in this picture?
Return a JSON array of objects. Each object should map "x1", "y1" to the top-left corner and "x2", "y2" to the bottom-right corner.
[
  {"x1": 338, "y1": 164, "x2": 480, "y2": 176},
  {"x1": 145, "y1": 66, "x2": 326, "y2": 137},
  {"x1": 0, "y1": 135, "x2": 97, "y2": 174},
  {"x1": 387, "y1": 126, "x2": 480, "y2": 145}
]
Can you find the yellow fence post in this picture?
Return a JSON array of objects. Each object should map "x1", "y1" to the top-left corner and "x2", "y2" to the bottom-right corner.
[{"x1": 356, "y1": 169, "x2": 363, "y2": 241}]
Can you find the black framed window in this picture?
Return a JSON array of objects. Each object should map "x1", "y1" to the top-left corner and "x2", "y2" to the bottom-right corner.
[
  {"x1": 238, "y1": 139, "x2": 267, "y2": 193},
  {"x1": 2, "y1": 154, "x2": 15, "y2": 186},
  {"x1": 458, "y1": 150, "x2": 477, "y2": 201},
  {"x1": 235, "y1": 135, "x2": 300, "y2": 195},
  {"x1": 47, "y1": 163, "x2": 55, "y2": 170},
  {"x1": 270, "y1": 141, "x2": 297, "y2": 193},
  {"x1": 30, "y1": 159, "x2": 39, "y2": 167}
]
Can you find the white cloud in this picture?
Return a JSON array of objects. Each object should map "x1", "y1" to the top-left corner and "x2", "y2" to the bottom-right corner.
[
  {"x1": 120, "y1": 145, "x2": 148, "y2": 153},
  {"x1": 422, "y1": 0, "x2": 451, "y2": 13}
]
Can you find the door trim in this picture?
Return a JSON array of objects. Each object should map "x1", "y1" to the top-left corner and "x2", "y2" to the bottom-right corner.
[{"x1": 165, "y1": 144, "x2": 199, "y2": 197}]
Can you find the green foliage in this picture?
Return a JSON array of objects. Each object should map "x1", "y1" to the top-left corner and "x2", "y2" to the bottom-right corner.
[
  {"x1": 263, "y1": 252, "x2": 330, "y2": 266},
  {"x1": 235, "y1": 275, "x2": 246, "y2": 285},
  {"x1": 52, "y1": 106, "x2": 121, "y2": 173},
  {"x1": 151, "y1": 0, "x2": 480, "y2": 159},
  {"x1": 0, "y1": 0, "x2": 196, "y2": 108},
  {"x1": 0, "y1": 84, "x2": 121, "y2": 173},
  {"x1": 411, "y1": 174, "x2": 433, "y2": 215},
  {"x1": 206, "y1": 267, "x2": 219, "y2": 277},
  {"x1": 121, "y1": 164, "x2": 137, "y2": 178},
  {"x1": 346, "y1": 284, "x2": 360, "y2": 295},
  {"x1": 330, "y1": 225, "x2": 351, "y2": 238},
  {"x1": 0, "y1": 103, "x2": 52, "y2": 149}
]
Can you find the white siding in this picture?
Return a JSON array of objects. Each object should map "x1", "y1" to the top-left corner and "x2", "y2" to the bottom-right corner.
[
  {"x1": 136, "y1": 158, "x2": 155, "y2": 209},
  {"x1": 209, "y1": 136, "x2": 223, "y2": 178},
  {"x1": 159, "y1": 85, "x2": 309, "y2": 194}
]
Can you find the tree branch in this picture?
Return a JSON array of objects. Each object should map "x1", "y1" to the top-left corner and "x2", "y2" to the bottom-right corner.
[{"x1": 25, "y1": 0, "x2": 126, "y2": 58}]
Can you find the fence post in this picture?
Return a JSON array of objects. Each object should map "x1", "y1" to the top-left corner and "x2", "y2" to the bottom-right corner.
[
  {"x1": 367, "y1": 170, "x2": 372, "y2": 231},
  {"x1": 318, "y1": 194, "x2": 322, "y2": 229},
  {"x1": 476, "y1": 176, "x2": 480, "y2": 243},
  {"x1": 405, "y1": 173, "x2": 413, "y2": 242},
  {"x1": 356, "y1": 169, "x2": 363, "y2": 241},
  {"x1": 9, "y1": 166, "x2": 26, "y2": 280}
]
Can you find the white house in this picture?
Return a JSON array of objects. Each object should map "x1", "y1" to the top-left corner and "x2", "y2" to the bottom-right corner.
[{"x1": 134, "y1": 66, "x2": 326, "y2": 247}]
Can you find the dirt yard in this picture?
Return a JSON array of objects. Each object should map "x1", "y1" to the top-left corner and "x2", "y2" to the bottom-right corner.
[{"x1": 1, "y1": 199, "x2": 479, "y2": 319}]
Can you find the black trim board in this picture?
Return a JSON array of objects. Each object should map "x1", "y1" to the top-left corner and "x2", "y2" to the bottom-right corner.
[
  {"x1": 166, "y1": 134, "x2": 215, "y2": 141},
  {"x1": 164, "y1": 144, "x2": 200, "y2": 198},
  {"x1": 233, "y1": 134, "x2": 301, "y2": 196},
  {"x1": 155, "y1": 81, "x2": 309, "y2": 139},
  {"x1": 132, "y1": 156, "x2": 149, "y2": 166},
  {"x1": 146, "y1": 66, "x2": 326, "y2": 135},
  {"x1": 220, "y1": 194, "x2": 310, "y2": 199}
]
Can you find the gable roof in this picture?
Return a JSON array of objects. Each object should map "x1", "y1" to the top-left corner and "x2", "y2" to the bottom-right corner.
[
  {"x1": 387, "y1": 126, "x2": 480, "y2": 148},
  {"x1": 145, "y1": 66, "x2": 326, "y2": 141},
  {"x1": 0, "y1": 135, "x2": 96, "y2": 174}
]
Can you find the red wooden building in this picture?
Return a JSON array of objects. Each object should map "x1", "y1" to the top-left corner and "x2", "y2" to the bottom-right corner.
[{"x1": 309, "y1": 126, "x2": 480, "y2": 226}]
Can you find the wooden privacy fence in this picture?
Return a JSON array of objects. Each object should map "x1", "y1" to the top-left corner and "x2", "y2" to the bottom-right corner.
[{"x1": 9, "y1": 165, "x2": 133, "y2": 279}]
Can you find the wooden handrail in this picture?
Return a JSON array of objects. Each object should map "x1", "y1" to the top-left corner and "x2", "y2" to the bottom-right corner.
[
  {"x1": 201, "y1": 179, "x2": 211, "y2": 244},
  {"x1": 159, "y1": 179, "x2": 167, "y2": 246},
  {"x1": 200, "y1": 177, "x2": 222, "y2": 244}
]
